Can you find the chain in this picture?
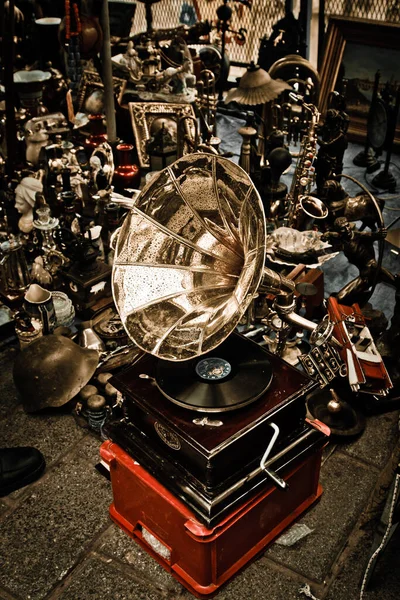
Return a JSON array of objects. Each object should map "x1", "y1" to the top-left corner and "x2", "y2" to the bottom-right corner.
[
  {"x1": 298, "y1": 583, "x2": 322, "y2": 600},
  {"x1": 65, "y1": 0, "x2": 82, "y2": 40}
]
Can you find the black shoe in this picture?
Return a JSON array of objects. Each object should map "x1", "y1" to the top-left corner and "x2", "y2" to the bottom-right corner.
[{"x1": 0, "y1": 447, "x2": 46, "y2": 496}]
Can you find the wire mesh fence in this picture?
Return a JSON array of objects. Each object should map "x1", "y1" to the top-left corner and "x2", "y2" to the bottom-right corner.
[
  {"x1": 324, "y1": 0, "x2": 400, "y2": 24},
  {"x1": 114, "y1": 0, "x2": 400, "y2": 68},
  {"x1": 119, "y1": 0, "x2": 286, "y2": 65}
]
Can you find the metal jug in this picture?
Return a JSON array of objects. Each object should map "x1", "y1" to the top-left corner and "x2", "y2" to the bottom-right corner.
[
  {"x1": 23, "y1": 283, "x2": 56, "y2": 334},
  {"x1": 0, "y1": 237, "x2": 31, "y2": 301}
]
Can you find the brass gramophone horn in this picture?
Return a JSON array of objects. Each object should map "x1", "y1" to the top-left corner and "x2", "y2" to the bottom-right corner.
[
  {"x1": 112, "y1": 153, "x2": 268, "y2": 361},
  {"x1": 112, "y1": 153, "x2": 300, "y2": 362}
]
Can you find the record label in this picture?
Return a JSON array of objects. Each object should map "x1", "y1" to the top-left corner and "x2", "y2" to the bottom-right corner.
[
  {"x1": 155, "y1": 333, "x2": 273, "y2": 413},
  {"x1": 195, "y1": 358, "x2": 232, "y2": 381}
]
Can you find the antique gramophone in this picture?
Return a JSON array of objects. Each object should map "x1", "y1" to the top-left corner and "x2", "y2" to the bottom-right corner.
[
  {"x1": 101, "y1": 154, "x2": 332, "y2": 595},
  {"x1": 103, "y1": 153, "x2": 331, "y2": 515}
]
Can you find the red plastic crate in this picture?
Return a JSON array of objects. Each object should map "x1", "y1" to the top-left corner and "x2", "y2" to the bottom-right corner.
[{"x1": 100, "y1": 440, "x2": 323, "y2": 598}]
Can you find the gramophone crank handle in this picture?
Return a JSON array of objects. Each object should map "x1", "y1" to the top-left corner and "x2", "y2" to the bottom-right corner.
[
  {"x1": 260, "y1": 423, "x2": 288, "y2": 490},
  {"x1": 262, "y1": 466, "x2": 287, "y2": 490}
]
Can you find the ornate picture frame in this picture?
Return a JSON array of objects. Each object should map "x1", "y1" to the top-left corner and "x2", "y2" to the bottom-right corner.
[
  {"x1": 78, "y1": 69, "x2": 126, "y2": 113},
  {"x1": 129, "y1": 102, "x2": 196, "y2": 169},
  {"x1": 319, "y1": 17, "x2": 400, "y2": 144}
]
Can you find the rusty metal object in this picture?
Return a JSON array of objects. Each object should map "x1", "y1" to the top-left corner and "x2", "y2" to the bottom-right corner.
[{"x1": 13, "y1": 335, "x2": 98, "y2": 412}]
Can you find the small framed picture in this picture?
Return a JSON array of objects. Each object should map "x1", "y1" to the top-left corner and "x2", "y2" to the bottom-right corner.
[
  {"x1": 78, "y1": 69, "x2": 126, "y2": 113},
  {"x1": 129, "y1": 101, "x2": 197, "y2": 168}
]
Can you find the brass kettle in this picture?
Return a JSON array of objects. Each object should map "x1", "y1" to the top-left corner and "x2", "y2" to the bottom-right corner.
[{"x1": 0, "y1": 237, "x2": 31, "y2": 301}]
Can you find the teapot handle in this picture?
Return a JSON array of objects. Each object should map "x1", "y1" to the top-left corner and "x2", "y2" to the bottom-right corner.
[{"x1": 38, "y1": 304, "x2": 50, "y2": 335}]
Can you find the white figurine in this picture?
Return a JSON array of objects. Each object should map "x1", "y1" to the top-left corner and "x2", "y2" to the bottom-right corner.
[
  {"x1": 121, "y1": 41, "x2": 143, "y2": 82},
  {"x1": 14, "y1": 176, "x2": 43, "y2": 234}
]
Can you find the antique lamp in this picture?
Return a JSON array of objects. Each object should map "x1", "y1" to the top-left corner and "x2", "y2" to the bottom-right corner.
[
  {"x1": 225, "y1": 62, "x2": 291, "y2": 106},
  {"x1": 13, "y1": 70, "x2": 51, "y2": 118}
]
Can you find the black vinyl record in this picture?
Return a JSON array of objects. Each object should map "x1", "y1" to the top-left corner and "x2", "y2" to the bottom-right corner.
[{"x1": 155, "y1": 333, "x2": 273, "y2": 413}]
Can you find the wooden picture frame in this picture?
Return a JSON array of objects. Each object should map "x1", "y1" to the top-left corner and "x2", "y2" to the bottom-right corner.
[
  {"x1": 319, "y1": 17, "x2": 400, "y2": 144},
  {"x1": 129, "y1": 102, "x2": 196, "y2": 169},
  {"x1": 78, "y1": 70, "x2": 126, "y2": 113}
]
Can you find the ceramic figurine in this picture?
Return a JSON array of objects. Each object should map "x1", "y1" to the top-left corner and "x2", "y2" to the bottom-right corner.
[
  {"x1": 120, "y1": 41, "x2": 143, "y2": 82},
  {"x1": 25, "y1": 123, "x2": 49, "y2": 167},
  {"x1": 14, "y1": 176, "x2": 44, "y2": 233},
  {"x1": 31, "y1": 255, "x2": 53, "y2": 286}
]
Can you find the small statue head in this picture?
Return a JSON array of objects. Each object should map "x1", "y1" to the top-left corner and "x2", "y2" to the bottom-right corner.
[
  {"x1": 334, "y1": 216, "x2": 353, "y2": 238},
  {"x1": 14, "y1": 177, "x2": 43, "y2": 215}
]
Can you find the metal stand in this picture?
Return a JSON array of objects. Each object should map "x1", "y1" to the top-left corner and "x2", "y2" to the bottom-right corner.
[
  {"x1": 372, "y1": 86, "x2": 400, "y2": 192},
  {"x1": 100, "y1": 0, "x2": 117, "y2": 144}
]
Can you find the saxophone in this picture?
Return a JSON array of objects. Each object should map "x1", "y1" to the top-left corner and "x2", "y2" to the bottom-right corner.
[{"x1": 285, "y1": 96, "x2": 327, "y2": 230}]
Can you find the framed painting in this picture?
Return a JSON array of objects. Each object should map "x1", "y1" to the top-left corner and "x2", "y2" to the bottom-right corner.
[
  {"x1": 319, "y1": 17, "x2": 400, "y2": 144},
  {"x1": 129, "y1": 102, "x2": 196, "y2": 169},
  {"x1": 78, "y1": 69, "x2": 126, "y2": 113}
]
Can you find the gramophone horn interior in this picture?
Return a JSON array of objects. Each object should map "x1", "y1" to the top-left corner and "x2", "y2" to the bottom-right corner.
[{"x1": 112, "y1": 153, "x2": 266, "y2": 361}]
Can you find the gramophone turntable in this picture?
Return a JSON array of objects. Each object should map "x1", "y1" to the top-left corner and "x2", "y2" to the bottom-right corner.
[
  {"x1": 105, "y1": 332, "x2": 325, "y2": 524},
  {"x1": 101, "y1": 154, "x2": 328, "y2": 595}
]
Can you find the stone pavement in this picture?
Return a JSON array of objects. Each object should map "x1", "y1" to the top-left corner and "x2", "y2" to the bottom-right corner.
[{"x1": 0, "y1": 344, "x2": 400, "y2": 600}]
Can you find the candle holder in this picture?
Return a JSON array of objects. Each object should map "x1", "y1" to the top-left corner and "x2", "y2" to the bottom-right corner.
[
  {"x1": 13, "y1": 70, "x2": 51, "y2": 118},
  {"x1": 33, "y1": 206, "x2": 59, "y2": 253},
  {"x1": 113, "y1": 143, "x2": 141, "y2": 193}
]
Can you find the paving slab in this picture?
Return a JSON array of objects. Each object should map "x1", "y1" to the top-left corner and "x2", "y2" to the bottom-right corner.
[
  {"x1": 0, "y1": 586, "x2": 19, "y2": 600},
  {"x1": 266, "y1": 452, "x2": 379, "y2": 582},
  {"x1": 0, "y1": 439, "x2": 112, "y2": 600},
  {"x1": 98, "y1": 525, "x2": 184, "y2": 595},
  {"x1": 96, "y1": 526, "x2": 323, "y2": 600},
  {"x1": 211, "y1": 558, "x2": 305, "y2": 600},
  {"x1": 325, "y1": 526, "x2": 400, "y2": 600},
  {"x1": 55, "y1": 555, "x2": 170, "y2": 600},
  {"x1": 70, "y1": 431, "x2": 104, "y2": 462},
  {"x1": 341, "y1": 411, "x2": 400, "y2": 469},
  {"x1": 0, "y1": 346, "x2": 20, "y2": 420},
  {"x1": 0, "y1": 406, "x2": 86, "y2": 471},
  {"x1": 0, "y1": 500, "x2": 9, "y2": 517}
]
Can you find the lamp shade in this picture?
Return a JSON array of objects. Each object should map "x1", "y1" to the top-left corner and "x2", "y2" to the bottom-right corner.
[{"x1": 225, "y1": 63, "x2": 291, "y2": 106}]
